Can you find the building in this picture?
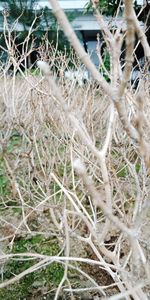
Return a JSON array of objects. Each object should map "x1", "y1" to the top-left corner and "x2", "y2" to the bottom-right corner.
[
  {"x1": 0, "y1": 1, "x2": 147, "y2": 33},
  {"x1": 0, "y1": 1, "x2": 148, "y2": 67}
]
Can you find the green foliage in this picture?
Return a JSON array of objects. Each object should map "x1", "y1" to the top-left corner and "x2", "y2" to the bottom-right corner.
[
  {"x1": 135, "y1": 163, "x2": 141, "y2": 173},
  {"x1": 0, "y1": 1, "x2": 67, "y2": 62},
  {"x1": 103, "y1": 51, "x2": 110, "y2": 71},
  {"x1": 99, "y1": 50, "x2": 110, "y2": 81},
  {"x1": 84, "y1": 0, "x2": 122, "y2": 16},
  {"x1": 84, "y1": 0, "x2": 144, "y2": 16},
  {"x1": 0, "y1": 0, "x2": 78, "y2": 56},
  {"x1": 1, "y1": 0, "x2": 55, "y2": 50},
  {"x1": 7, "y1": 0, "x2": 39, "y2": 28}
]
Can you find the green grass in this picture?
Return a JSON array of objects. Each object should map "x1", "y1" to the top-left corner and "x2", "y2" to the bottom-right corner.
[
  {"x1": 0, "y1": 161, "x2": 10, "y2": 196},
  {"x1": 116, "y1": 166, "x2": 128, "y2": 178},
  {"x1": 0, "y1": 130, "x2": 81, "y2": 299},
  {"x1": 6, "y1": 133, "x2": 22, "y2": 153},
  {"x1": 0, "y1": 235, "x2": 64, "y2": 299},
  {"x1": 0, "y1": 131, "x2": 64, "y2": 297}
]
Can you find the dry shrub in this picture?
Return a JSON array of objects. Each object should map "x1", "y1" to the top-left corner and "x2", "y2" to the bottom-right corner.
[{"x1": 0, "y1": 1, "x2": 150, "y2": 299}]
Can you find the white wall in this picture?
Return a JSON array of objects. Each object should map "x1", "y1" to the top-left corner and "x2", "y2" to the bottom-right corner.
[
  {"x1": 33, "y1": 0, "x2": 146, "y2": 10},
  {"x1": 34, "y1": 0, "x2": 88, "y2": 10}
]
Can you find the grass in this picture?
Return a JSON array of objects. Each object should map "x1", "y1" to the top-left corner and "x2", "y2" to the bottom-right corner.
[
  {"x1": 0, "y1": 173, "x2": 10, "y2": 196},
  {"x1": 0, "y1": 236, "x2": 64, "y2": 300},
  {"x1": 0, "y1": 128, "x2": 66, "y2": 299}
]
